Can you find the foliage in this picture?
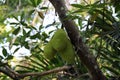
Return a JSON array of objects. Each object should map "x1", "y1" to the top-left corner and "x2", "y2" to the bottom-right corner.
[
  {"x1": 0, "y1": 0, "x2": 120, "y2": 80},
  {"x1": 71, "y1": 0, "x2": 120, "y2": 78}
]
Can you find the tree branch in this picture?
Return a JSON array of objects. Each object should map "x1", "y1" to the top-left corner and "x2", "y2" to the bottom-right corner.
[
  {"x1": 0, "y1": 65, "x2": 20, "y2": 80},
  {"x1": 0, "y1": 65, "x2": 72, "y2": 80},
  {"x1": 19, "y1": 65, "x2": 72, "y2": 78},
  {"x1": 48, "y1": 0, "x2": 106, "y2": 80}
]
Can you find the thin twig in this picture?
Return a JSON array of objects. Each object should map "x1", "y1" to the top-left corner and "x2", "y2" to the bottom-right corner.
[{"x1": 19, "y1": 65, "x2": 72, "y2": 78}]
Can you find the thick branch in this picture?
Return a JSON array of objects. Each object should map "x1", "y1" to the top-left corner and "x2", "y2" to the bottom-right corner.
[
  {"x1": 48, "y1": 0, "x2": 106, "y2": 80},
  {"x1": 0, "y1": 65, "x2": 20, "y2": 80}
]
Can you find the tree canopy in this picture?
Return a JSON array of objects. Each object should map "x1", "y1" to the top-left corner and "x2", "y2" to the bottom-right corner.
[{"x1": 0, "y1": 0, "x2": 120, "y2": 80}]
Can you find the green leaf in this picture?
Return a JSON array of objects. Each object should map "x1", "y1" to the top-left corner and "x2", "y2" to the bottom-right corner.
[
  {"x1": 13, "y1": 27, "x2": 20, "y2": 35},
  {"x1": 20, "y1": 12, "x2": 25, "y2": 22},
  {"x1": 33, "y1": 54, "x2": 49, "y2": 66},
  {"x1": 0, "y1": 56, "x2": 3, "y2": 60},
  {"x1": 13, "y1": 42, "x2": 20, "y2": 46},
  {"x1": 29, "y1": 0, "x2": 37, "y2": 7},
  {"x1": 13, "y1": 48, "x2": 20, "y2": 53},
  {"x1": 10, "y1": 22, "x2": 19, "y2": 25},
  {"x1": 28, "y1": 9, "x2": 35, "y2": 16},
  {"x1": 23, "y1": 29, "x2": 26, "y2": 36},
  {"x1": 21, "y1": 22, "x2": 28, "y2": 26},
  {"x1": 103, "y1": 66, "x2": 120, "y2": 75},
  {"x1": 17, "y1": 65, "x2": 36, "y2": 72},
  {"x1": 12, "y1": 15, "x2": 18, "y2": 21},
  {"x1": 30, "y1": 58, "x2": 48, "y2": 70},
  {"x1": 27, "y1": 62, "x2": 44, "y2": 71},
  {"x1": 36, "y1": 0, "x2": 42, "y2": 6},
  {"x1": 7, "y1": 55, "x2": 13, "y2": 60},
  {"x1": 78, "y1": 18, "x2": 82, "y2": 29},
  {"x1": 2, "y1": 47, "x2": 8, "y2": 57},
  {"x1": 21, "y1": 36, "x2": 26, "y2": 42},
  {"x1": 39, "y1": 25, "x2": 43, "y2": 30},
  {"x1": 24, "y1": 42, "x2": 29, "y2": 49},
  {"x1": 40, "y1": 7, "x2": 48, "y2": 10},
  {"x1": 16, "y1": 70, "x2": 31, "y2": 73},
  {"x1": 26, "y1": 30, "x2": 31, "y2": 37},
  {"x1": 30, "y1": 33, "x2": 40, "y2": 39},
  {"x1": 41, "y1": 32, "x2": 48, "y2": 40},
  {"x1": 71, "y1": 4, "x2": 85, "y2": 8},
  {"x1": 115, "y1": 4, "x2": 120, "y2": 13}
]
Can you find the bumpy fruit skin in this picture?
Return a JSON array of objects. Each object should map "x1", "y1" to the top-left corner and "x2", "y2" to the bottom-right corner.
[
  {"x1": 44, "y1": 42, "x2": 56, "y2": 60},
  {"x1": 51, "y1": 29, "x2": 68, "y2": 51},
  {"x1": 44, "y1": 29, "x2": 75, "y2": 64},
  {"x1": 59, "y1": 40, "x2": 75, "y2": 64}
]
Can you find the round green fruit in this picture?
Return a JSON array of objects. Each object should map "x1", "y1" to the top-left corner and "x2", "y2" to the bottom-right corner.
[
  {"x1": 59, "y1": 40, "x2": 75, "y2": 64},
  {"x1": 51, "y1": 29, "x2": 68, "y2": 51},
  {"x1": 44, "y1": 42, "x2": 56, "y2": 60}
]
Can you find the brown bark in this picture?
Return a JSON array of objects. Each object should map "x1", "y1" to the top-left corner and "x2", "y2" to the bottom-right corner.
[
  {"x1": 0, "y1": 65, "x2": 72, "y2": 80},
  {"x1": 48, "y1": 0, "x2": 106, "y2": 80},
  {"x1": 0, "y1": 65, "x2": 20, "y2": 80}
]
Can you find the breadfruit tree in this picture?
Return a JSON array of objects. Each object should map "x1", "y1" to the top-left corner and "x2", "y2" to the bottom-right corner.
[{"x1": 0, "y1": 0, "x2": 120, "y2": 80}]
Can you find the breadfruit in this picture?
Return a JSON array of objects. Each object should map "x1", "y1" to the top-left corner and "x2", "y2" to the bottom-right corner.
[
  {"x1": 44, "y1": 42, "x2": 56, "y2": 60},
  {"x1": 51, "y1": 29, "x2": 68, "y2": 52},
  {"x1": 59, "y1": 40, "x2": 75, "y2": 64}
]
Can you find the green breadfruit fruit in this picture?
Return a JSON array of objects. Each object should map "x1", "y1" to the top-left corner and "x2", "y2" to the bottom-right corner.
[
  {"x1": 51, "y1": 29, "x2": 68, "y2": 52},
  {"x1": 44, "y1": 42, "x2": 56, "y2": 60},
  {"x1": 59, "y1": 40, "x2": 75, "y2": 64}
]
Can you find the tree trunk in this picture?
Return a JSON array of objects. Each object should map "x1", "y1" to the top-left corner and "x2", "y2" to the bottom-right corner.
[{"x1": 49, "y1": 0, "x2": 106, "y2": 80}]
